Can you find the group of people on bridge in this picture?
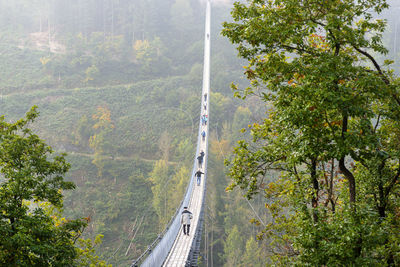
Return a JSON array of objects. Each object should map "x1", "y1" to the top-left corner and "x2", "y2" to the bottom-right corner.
[{"x1": 180, "y1": 92, "x2": 208, "y2": 236}]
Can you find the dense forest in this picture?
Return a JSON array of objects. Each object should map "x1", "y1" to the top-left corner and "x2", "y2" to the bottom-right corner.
[{"x1": 0, "y1": 0, "x2": 400, "y2": 266}]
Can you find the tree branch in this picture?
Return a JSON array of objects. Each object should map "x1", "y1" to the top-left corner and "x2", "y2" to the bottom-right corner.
[
  {"x1": 384, "y1": 162, "x2": 400, "y2": 198},
  {"x1": 350, "y1": 46, "x2": 400, "y2": 119},
  {"x1": 374, "y1": 114, "x2": 381, "y2": 133},
  {"x1": 339, "y1": 114, "x2": 357, "y2": 204},
  {"x1": 352, "y1": 45, "x2": 392, "y2": 86}
]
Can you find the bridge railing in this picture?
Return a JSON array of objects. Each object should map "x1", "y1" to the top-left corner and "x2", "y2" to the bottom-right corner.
[
  {"x1": 187, "y1": 99, "x2": 209, "y2": 266},
  {"x1": 187, "y1": 3, "x2": 211, "y2": 264}
]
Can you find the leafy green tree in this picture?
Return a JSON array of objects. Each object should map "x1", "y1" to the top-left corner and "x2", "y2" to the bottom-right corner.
[
  {"x1": 75, "y1": 234, "x2": 111, "y2": 267},
  {"x1": 149, "y1": 160, "x2": 170, "y2": 228},
  {"x1": 210, "y1": 92, "x2": 235, "y2": 133},
  {"x1": 73, "y1": 115, "x2": 93, "y2": 148},
  {"x1": 242, "y1": 237, "x2": 264, "y2": 267},
  {"x1": 158, "y1": 130, "x2": 172, "y2": 162},
  {"x1": 84, "y1": 64, "x2": 100, "y2": 83},
  {"x1": 223, "y1": 225, "x2": 244, "y2": 267},
  {"x1": 89, "y1": 106, "x2": 115, "y2": 176},
  {"x1": 133, "y1": 37, "x2": 168, "y2": 74},
  {"x1": 206, "y1": 134, "x2": 232, "y2": 267},
  {"x1": 168, "y1": 166, "x2": 188, "y2": 212},
  {"x1": 231, "y1": 106, "x2": 252, "y2": 143},
  {"x1": 0, "y1": 106, "x2": 87, "y2": 266},
  {"x1": 223, "y1": 0, "x2": 400, "y2": 265}
]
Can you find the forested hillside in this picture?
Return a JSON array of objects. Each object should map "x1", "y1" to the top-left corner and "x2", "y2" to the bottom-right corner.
[{"x1": 0, "y1": 0, "x2": 268, "y2": 266}]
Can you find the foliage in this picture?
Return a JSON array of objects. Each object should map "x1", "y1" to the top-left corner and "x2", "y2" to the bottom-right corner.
[
  {"x1": 242, "y1": 237, "x2": 264, "y2": 267},
  {"x1": 72, "y1": 115, "x2": 93, "y2": 148},
  {"x1": 149, "y1": 160, "x2": 170, "y2": 228},
  {"x1": 169, "y1": 166, "x2": 189, "y2": 216},
  {"x1": 75, "y1": 234, "x2": 111, "y2": 267},
  {"x1": 223, "y1": 0, "x2": 400, "y2": 265},
  {"x1": 0, "y1": 106, "x2": 87, "y2": 266},
  {"x1": 231, "y1": 106, "x2": 252, "y2": 143},
  {"x1": 223, "y1": 225, "x2": 244, "y2": 266}
]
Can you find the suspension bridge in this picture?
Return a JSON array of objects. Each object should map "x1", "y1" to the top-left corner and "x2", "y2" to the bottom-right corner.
[{"x1": 131, "y1": 0, "x2": 211, "y2": 266}]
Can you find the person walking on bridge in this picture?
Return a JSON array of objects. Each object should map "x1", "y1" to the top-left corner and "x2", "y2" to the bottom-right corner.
[
  {"x1": 197, "y1": 154, "x2": 204, "y2": 168},
  {"x1": 195, "y1": 169, "x2": 204, "y2": 186},
  {"x1": 201, "y1": 130, "x2": 206, "y2": 141},
  {"x1": 181, "y1": 207, "x2": 193, "y2": 236},
  {"x1": 197, "y1": 150, "x2": 205, "y2": 168}
]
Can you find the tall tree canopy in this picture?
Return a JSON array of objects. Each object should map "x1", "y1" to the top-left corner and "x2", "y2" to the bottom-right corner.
[
  {"x1": 223, "y1": 0, "x2": 400, "y2": 265},
  {"x1": 0, "y1": 106, "x2": 87, "y2": 266}
]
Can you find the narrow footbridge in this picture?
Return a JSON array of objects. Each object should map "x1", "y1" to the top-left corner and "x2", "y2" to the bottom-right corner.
[{"x1": 131, "y1": 1, "x2": 211, "y2": 266}]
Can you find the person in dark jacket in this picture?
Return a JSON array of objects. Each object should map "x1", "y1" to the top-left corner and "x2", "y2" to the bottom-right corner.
[
  {"x1": 195, "y1": 169, "x2": 204, "y2": 186},
  {"x1": 197, "y1": 151, "x2": 205, "y2": 168},
  {"x1": 197, "y1": 155, "x2": 203, "y2": 168},
  {"x1": 181, "y1": 207, "x2": 193, "y2": 235}
]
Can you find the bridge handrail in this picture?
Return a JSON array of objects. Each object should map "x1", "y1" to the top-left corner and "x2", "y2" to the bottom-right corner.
[
  {"x1": 186, "y1": 1, "x2": 211, "y2": 263},
  {"x1": 186, "y1": 98, "x2": 209, "y2": 266}
]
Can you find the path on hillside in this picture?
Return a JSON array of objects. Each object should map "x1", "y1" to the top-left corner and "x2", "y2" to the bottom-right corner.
[{"x1": 68, "y1": 151, "x2": 179, "y2": 166}]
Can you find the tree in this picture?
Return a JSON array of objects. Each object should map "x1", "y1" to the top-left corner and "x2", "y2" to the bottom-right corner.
[
  {"x1": 75, "y1": 234, "x2": 111, "y2": 267},
  {"x1": 84, "y1": 64, "x2": 100, "y2": 83},
  {"x1": 168, "y1": 166, "x2": 189, "y2": 217},
  {"x1": 158, "y1": 130, "x2": 172, "y2": 162},
  {"x1": 223, "y1": 0, "x2": 400, "y2": 265},
  {"x1": 209, "y1": 92, "x2": 235, "y2": 134},
  {"x1": 242, "y1": 237, "x2": 264, "y2": 267},
  {"x1": 0, "y1": 106, "x2": 87, "y2": 265},
  {"x1": 89, "y1": 106, "x2": 115, "y2": 176},
  {"x1": 223, "y1": 225, "x2": 244, "y2": 266},
  {"x1": 73, "y1": 115, "x2": 93, "y2": 148},
  {"x1": 133, "y1": 37, "x2": 167, "y2": 74},
  {"x1": 231, "y1": 106, "x2": 252, "y2": 143},
  {"x1": 149, "y1": 160, "x2": 170, "y2": 228}
]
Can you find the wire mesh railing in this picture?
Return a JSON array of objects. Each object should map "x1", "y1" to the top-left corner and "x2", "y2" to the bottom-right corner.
[{"x1": 186, "y1": 111, "x2": 209, "y2": 266}]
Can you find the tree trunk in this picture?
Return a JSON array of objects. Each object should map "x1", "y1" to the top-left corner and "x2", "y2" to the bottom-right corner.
[
  {"x1": 339, "y1": 114, "x2": 356, "y2": 204},
  {"x1": 311, "y1": 158, "x2": 319, "y2": 223},
  {"x1": 339, "y1": 156, "x2": 356, "y2": 204}
]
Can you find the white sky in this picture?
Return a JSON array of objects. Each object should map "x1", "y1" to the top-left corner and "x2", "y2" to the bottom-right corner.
[{"x1": 199, "y1": 0, "x2": 234, "y2": 6}]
